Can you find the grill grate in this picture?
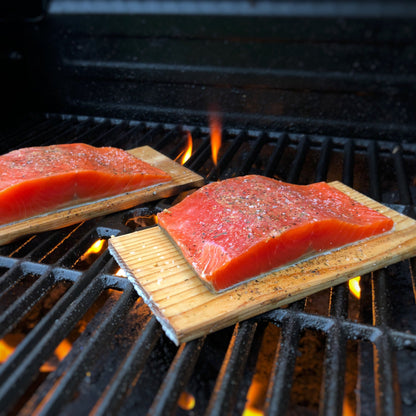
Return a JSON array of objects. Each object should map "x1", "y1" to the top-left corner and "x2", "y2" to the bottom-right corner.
[{"x1": 0, "y1": 113, "x2": 415, "y2": 415}]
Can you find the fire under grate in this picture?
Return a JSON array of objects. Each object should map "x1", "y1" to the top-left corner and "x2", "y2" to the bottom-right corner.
[{"x1": 0, "y1": 113, "x2": 415, "y2": 416}]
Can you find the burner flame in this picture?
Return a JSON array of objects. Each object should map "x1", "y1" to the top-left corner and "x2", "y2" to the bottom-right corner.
[
  {"x1": 243, "y1": 380, "x2": 266, "y2": 415},
  {"x1": 209, "y1": 112, "x2": 222, "y2": 166},
  {"x1": 243, "y1": 323, "x2": 278, "y2": 415},
  {"x1": 175, "y1": 131, "x2": 193, "y2": 165},
  {"x1": 0, "y1": 334, "x2": 72, "y2": 372},
  {"x1": 85, "y1": 239, "x2": 106, "y2": 256},
  {"x1": 54, "y1": 338, "x2": 72, "y2": 362},
  {"x1": 76, "y1": 238, "x2": 107, "y2": 270},
  {"x1": 177, "y1": 391, "x2": 195, "y2": 410},
  {"x1": 0, "y1": 335, "x2": 20, "y2": 364},
  {"x1": 348, "y1": 276, "x2": 361, "y2": 299}
]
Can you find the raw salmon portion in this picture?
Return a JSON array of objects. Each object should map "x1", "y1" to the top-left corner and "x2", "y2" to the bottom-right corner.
[
  {"x1": 157, "y1": 175, "x2": 394, "y2": 292},
  {"x1": 0, "y1": 143, "x2": 171, "y2": 225}
]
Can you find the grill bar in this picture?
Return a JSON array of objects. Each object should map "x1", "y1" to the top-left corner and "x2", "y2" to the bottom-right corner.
[
  {"x1": 264, "y1": 314, "x2": 302, "y2": 416},
  {"x1": 393, "y1": 145, "x2": 413, "y2": 206},
  {"x1": 322, "y1": 281, "x2": 350, "y2": 416},
  {"x1": 44, "y1": 118, "x2": 83, "y2": 145},
  {"x1": 114, "y1": 122, "x2": 147, "y2": 148},
  {"x1": 0, "y1": 261, "x2": 25, "y2": 294},
  {"x1": 329, "y1": 284, "x2": 349, "y2": 319},
  {"x1": 287, "y1": 135, "x2": 310, "y2": 183},
  {"x1": 265, "y1": 308, "x2": 416, "y2": 348},
  {"x1": 320, "y1": 323, "x2": 347, "y2": 416},
  {"x1": 38, "y1": 278, "x2": 138, "y2": 416},
  {"x1": 373, "y1": 333, "x2": 399, "y2": 416},
  {"x1": 263, "y1": 133, "x2": 289, "y2": 178},
  {"x1": 204, "y1": 320, "x2": 258, "y2": 416},
  {"x1": 94, "y1": 316, "x2": 162, "y2": 416},
  {"x1": 186, "y1": 137, "x2": 211, "y2": 173},
  {"x1": 368, "y1": 141, "x2": 381, "y2": 201},
  {"x1": 77, "y1": 120, "x2": 113, "y2": 146},
  {"x1": 236, "y1": 133, "x2": 268, "y2": 177},
  {"x1": 0, "y1": 269, "x2": 83, "y2": 385},
  {"x1": 371, "y1": 269, "x2": 397, "y2": 416},
  {"x1": 342, "y1": 140, "x2": 355, "y2": 187},
  {"x1": 0, "y1": 277, "x2": 104, "y2": 413},
  {"x1": 154, "y1": 126, "x2": 183, "y2": 152},
  {"x1": 148, "y1": 337, "x2": 205, "y2": 416},
  {"x1": 0, "y1": 269, "x2": 54, "y2": 337},
  {"x1": 315, "y1": 136, "x2": 332, "y2": 182},
  {"x1": 207, "y1": 130, "x2": 246, "y2": 181}
]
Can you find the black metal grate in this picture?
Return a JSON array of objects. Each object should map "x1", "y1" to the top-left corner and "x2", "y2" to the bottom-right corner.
[{"x1": 0, "y1": 113, "x2": 415, "y2": 416}]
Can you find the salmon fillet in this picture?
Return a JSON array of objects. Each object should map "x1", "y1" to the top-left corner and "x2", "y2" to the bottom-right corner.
[
  {"x1": 0, "y1": 143, "x2": 171, "y2": 225},
  {"x1": 157, "y1": 175, "x2": 394, "y2": 292}
]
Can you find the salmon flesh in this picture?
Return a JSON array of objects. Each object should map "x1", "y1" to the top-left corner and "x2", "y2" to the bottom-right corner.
[
  {"x1": 0, "y1": 143, "x2": 171, "y2": 225},
  {"x1": 157, "y1": 175, "x2": 394, "y2": 292}
]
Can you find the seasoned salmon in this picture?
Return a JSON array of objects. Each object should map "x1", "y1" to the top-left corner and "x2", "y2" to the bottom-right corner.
[
  {"x1": 0, "y1": 143, "x2": 171, "y2": 225},
  {"x1": 157, "y1": 175, "x2": 394, "y2": 292}
]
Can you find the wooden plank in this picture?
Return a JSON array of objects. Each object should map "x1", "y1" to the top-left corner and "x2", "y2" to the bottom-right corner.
[
  {"x1": 109, "y1": 181, "x2": 416, "y2": 345},
  {"x1": 0, "y1": 146, "x2": 205, "y2": 246}
]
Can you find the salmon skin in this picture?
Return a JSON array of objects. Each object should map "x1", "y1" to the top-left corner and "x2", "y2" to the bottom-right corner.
[
  {"x1": 157, "y1": 175, "x2": 394, "y2": 292},
  {"x1": 0, "y1": 143, "x2": 171, "y2": 225}
]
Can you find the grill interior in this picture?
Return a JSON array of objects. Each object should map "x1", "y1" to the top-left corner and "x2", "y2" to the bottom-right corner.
[
  {"x1": 0, "y1": 114, "x2": 415, "y2": 415},
  {"x1": 1, "y1": 1, "x2": 416, "y2": 414}
]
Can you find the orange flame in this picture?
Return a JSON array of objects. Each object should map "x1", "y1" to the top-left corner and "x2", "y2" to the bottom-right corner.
[
  {"x1": 210, "y1": 113, "x2": 222, "y2": 166},
  {"x1": 343, "y1": 399, "x2": 356, "y2": 416},
  {"x1": 243, "y1": 323, "x2": 278, "y2": 415},
  {"x1": 175, "y1": 131, "x2": 193, "y2": 165},
  {"x1": 0, "y1": 335, "x2": 23, "y2": 364},
  {"x1": 243, "y1": 408, "x2": 264, "y2": 416},
  {"x1": 177, "y1": 391, "x2": 196, "y2": 410},
  {"x1": 54, "y1": 338, "x2": 72, "y2": 361},
  {"x1": 182, "y1": 131, "x2": 193, "y2": 164},
  {"x1": 40, "y1": 338, "x2": 73, "y2": 371},
  {"x1": 0, "y1": 335, "x2": 73, "y2": 373},
  {"x1": 85, "y1": 239, "x2": 106, "y2": 256},
  {"x1": 76, "y1": 238, "x2": 107, "y2": 270},
  {"x1": 349, "y1": 276, "x2": 361, "y2": 299},
  {"x1": 243, "y1": 380, "x2": 266, "y2": 415},
  {"x1": 0, "y1": 340, "x2": 14, "y2": 363}
]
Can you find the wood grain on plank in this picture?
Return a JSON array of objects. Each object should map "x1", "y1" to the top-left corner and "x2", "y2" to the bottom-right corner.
[
  {"x1": 109, "y1": 181, "x2": 416, "y2": 345},
  {"x1": 0, "y1": 146, "x2": 205, "y2": 245}
]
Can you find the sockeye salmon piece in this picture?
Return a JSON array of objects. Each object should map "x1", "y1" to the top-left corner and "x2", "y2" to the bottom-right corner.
[
  {"x1": 157, "y1": 175, "x2": 394, "y2": 292},
  {"x1": 0, "y1": 143, "x2": 171, "y2": 225}
]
